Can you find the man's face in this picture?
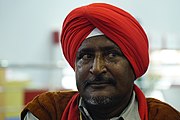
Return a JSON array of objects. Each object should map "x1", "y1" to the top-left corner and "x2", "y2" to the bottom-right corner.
[{"x1": 75, "y1": 35, "x2": 135, "y2": 106}]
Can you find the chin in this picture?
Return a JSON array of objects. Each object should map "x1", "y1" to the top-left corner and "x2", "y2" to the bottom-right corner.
[{"x1": 83, "y1": 96, "x2": 113, "y2": 106}]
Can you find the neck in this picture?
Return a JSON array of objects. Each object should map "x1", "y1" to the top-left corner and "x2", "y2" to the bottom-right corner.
[{"x1": 84, "y1": 92, "x2": 133, "y2": 119}]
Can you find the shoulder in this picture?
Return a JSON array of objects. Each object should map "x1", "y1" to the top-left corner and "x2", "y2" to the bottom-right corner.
[
  {"x1": 146, "y1": 98, "x2": 180, "y2": 120},
  {"x1": 21, "y1": 91, "x2": 78, "y2": 120}
]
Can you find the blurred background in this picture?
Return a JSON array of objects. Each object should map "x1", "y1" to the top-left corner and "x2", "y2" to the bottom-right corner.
[{"x1": 0, "y1": 0, "x2": 180, "y2": 119}]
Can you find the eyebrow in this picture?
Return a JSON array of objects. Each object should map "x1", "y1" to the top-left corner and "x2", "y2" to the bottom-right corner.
[
  {"x1": 78, "y1": 48, "x2": 94, "y2": 53},
  {"x1": 101, "y1": 46, "x2": 120, "y2": 51}
]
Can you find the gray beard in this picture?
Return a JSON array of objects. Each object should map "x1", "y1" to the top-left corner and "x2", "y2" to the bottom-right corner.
[{"x1": 84, "y1": 96, "x2": 113, "y2": 106}]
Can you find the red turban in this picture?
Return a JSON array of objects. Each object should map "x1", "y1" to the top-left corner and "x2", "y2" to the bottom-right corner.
[{"x1": 60, "y1": 3, "x2": 149, "y2": 78}]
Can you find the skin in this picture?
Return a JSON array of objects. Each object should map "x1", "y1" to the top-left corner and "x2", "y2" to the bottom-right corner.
[{"x1": 75, "y1": 35, "x2": 135, "y2": 119}]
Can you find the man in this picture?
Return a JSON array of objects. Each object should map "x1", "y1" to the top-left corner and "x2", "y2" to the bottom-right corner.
[{"x1": 21, "y1": 3, "x2": 180, "y2": 120}]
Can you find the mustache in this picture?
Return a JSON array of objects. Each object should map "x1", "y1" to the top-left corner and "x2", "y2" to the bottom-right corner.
[{"x1": 81, "y1": 75, "x2": 116, "y2": 88}]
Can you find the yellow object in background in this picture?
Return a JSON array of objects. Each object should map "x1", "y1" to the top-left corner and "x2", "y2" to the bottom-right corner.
[
  {"x1": 0, "y1": 68, "x2": 5, "y2": 84},
  {"x1": 0, "y1": 68, "x2": 29, "y2": 120},
  {"x1": 0, "y1": 68, "x2": 6, "y2": 120}
]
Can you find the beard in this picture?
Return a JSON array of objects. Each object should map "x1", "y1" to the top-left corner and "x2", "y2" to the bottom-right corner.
[{"x1": 83, "y1": 96, "x2": 113, "y2": 106}]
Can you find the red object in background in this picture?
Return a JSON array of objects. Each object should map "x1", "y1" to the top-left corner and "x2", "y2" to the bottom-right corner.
[
  {"x1": 53, "y1": 31, "x2": 59, "y2": 44},
  {"x1": 24, "y1": 89, "x2": 47, "y2": 105}
]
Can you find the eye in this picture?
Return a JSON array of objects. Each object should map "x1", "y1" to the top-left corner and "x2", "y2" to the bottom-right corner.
[
  {"x1": 108, "y1": 52, "x2": 118, "y2": 58},
  {"x1": 82, "y1": 54, "x2": 93, "y2": 60},
  {"x1": 105, "y1": 50, "x2": 124, "y2": 61},
  {"x1": 106, "y1": 51, "x2": 120, "y2": 58},
  {"x1": 77, "y1": 52, "x2": 93, "y2": 61}
]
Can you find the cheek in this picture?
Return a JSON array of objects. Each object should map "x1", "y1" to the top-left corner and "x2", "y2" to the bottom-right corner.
[
  {"x1": 75, "y1": 62, "x2": 90, "y2": 84},
  {"x1": 110, "y1": 64, "x2": 134, "y2": 91},
  {"x1": 108, "y1": 61, "x2": 134, "y2": 83}
]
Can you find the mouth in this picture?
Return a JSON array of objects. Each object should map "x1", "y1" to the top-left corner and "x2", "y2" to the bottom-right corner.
[{"x1": 87, "y1": 81, "x2": 113, "y2": 89}]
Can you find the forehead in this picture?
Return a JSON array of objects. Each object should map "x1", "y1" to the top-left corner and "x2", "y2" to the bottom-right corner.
[{"x1": 78, "y1": 35, "x2": 120, "y2": 51}]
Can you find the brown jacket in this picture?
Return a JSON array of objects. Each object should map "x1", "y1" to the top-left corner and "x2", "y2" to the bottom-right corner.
[{"x1": 21, "y1": 91, "x2": 180, "y2": 120}]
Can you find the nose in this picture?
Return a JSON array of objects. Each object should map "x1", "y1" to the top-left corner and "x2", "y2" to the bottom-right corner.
[{"x1": 90, "y1": 55, "x2": 107, "y2": 75}]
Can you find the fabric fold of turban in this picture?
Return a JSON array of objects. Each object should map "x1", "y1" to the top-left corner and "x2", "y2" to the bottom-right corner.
[{"x1": 60, "y1": 3, "x2": 149, "y2": 78}]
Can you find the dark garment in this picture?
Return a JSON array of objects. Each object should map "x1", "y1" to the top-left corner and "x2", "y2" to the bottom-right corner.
[{"x1": 21, "y1": 91, "x2": 180, "y2": 120}]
